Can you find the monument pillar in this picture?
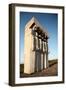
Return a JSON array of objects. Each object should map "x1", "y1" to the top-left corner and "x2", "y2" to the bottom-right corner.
[
  {"x1": 43, "y1": 41, "x2": 45, "y2": 69},
  {"x1": 39, "y1": 37, "x2": 42, "y2": 50},
  {"x1": 24, "y1": 17, "x2": 49, "y2": 74},
  {"x1": 41, "y1": 53, "x2": 43, "y2": 70},
  {"x1": 35, "y1": 32, "x2": 38, "y2": 49},
  {"x1": 44, "y1": 41, "x2": 49, "y2": 68},
  {"x1": 40, "y1": 39, "x2": 43, "y2": 70},
  {"x1": 35, "y1": 32, "x2": 39, "y2": 72},
  {"x1": 46, "y1": 42, "x2": 49, "y2": 68}
]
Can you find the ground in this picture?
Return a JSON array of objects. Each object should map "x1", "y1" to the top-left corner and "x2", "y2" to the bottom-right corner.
[{"x1": 20, "y1": 60, "x2": 58, "y2": 78}]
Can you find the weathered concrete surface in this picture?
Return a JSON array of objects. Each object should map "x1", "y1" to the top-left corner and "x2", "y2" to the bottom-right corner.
[{"x1": 24, "y1": 17, "x2": 49, "y2": 74}]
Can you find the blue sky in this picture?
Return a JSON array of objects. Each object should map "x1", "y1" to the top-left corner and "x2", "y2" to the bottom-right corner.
[{"x1": 19, "y1": 12, "x2": 58, "y2": 64}]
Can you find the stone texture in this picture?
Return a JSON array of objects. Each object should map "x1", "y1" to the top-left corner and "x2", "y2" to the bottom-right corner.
[{"x1": 24, "y1": 17, "x2": 49, "y2": 74}]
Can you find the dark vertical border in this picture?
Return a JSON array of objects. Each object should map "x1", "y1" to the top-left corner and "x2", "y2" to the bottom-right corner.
[
  {"x1": 9, "y1": 3, "x2": 64, "y2": 86},
  {"x1": 9, "y1": 4, "x2": 15, "y2": 86},
  {"x1": 62, "y1": 7, "x2": 64, "y2": 83}
]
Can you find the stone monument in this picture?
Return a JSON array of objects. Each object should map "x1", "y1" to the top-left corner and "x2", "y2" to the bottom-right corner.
[{"x1": 24, "y1": 17, "x2": 49, "y2": 74}]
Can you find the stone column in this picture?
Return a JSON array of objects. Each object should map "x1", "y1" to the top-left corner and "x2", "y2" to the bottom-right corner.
[
  {"x1": 35, "y1": 51, "x2": 37, "y2": 72},
  {"x1": 43, "y1": 41, "x2": 45, "y2": 69},
  {"x1": 35, "y1": 32, "x2": 39, "y2": 72},
  {"x1": 41, "y1": 39, "x2": 43, "y2": 70},
  {"x1": 41, "y1": 39, "x2": 43, "y2": 51},
  {"x1": 44, "y1": 41, "x2": 48, "y2": 68},
  {"x1": 46, "y1": 42, "x2": 49, "y2": 68},
  {"x1": 43, "y1": 41, "x2": 45, "y2": 52},
  {"x1": 39, "y1": 37, "x2": 42, "y2": 50},
  {"x1": 35, "y1": 32, "x2": 38, "y2": 49},
  {"x1": 35, "y1": 51, "x2": 41, "y2": 72},
  {"x1": 43, "y1": 53, "x2": 45, "y2": 69},
  {"x1": 41, "y1": 53, "x2": 43, "y2": 70},
  {"x1": 38, "y1": 36, "x2": 41, "y2": 71},
  {"x1": 32, "y1": 35, "x2": 36, "y2": 51},
  {"x1": 38, "y1": 37, "x2": 40, "y2": 49}
]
